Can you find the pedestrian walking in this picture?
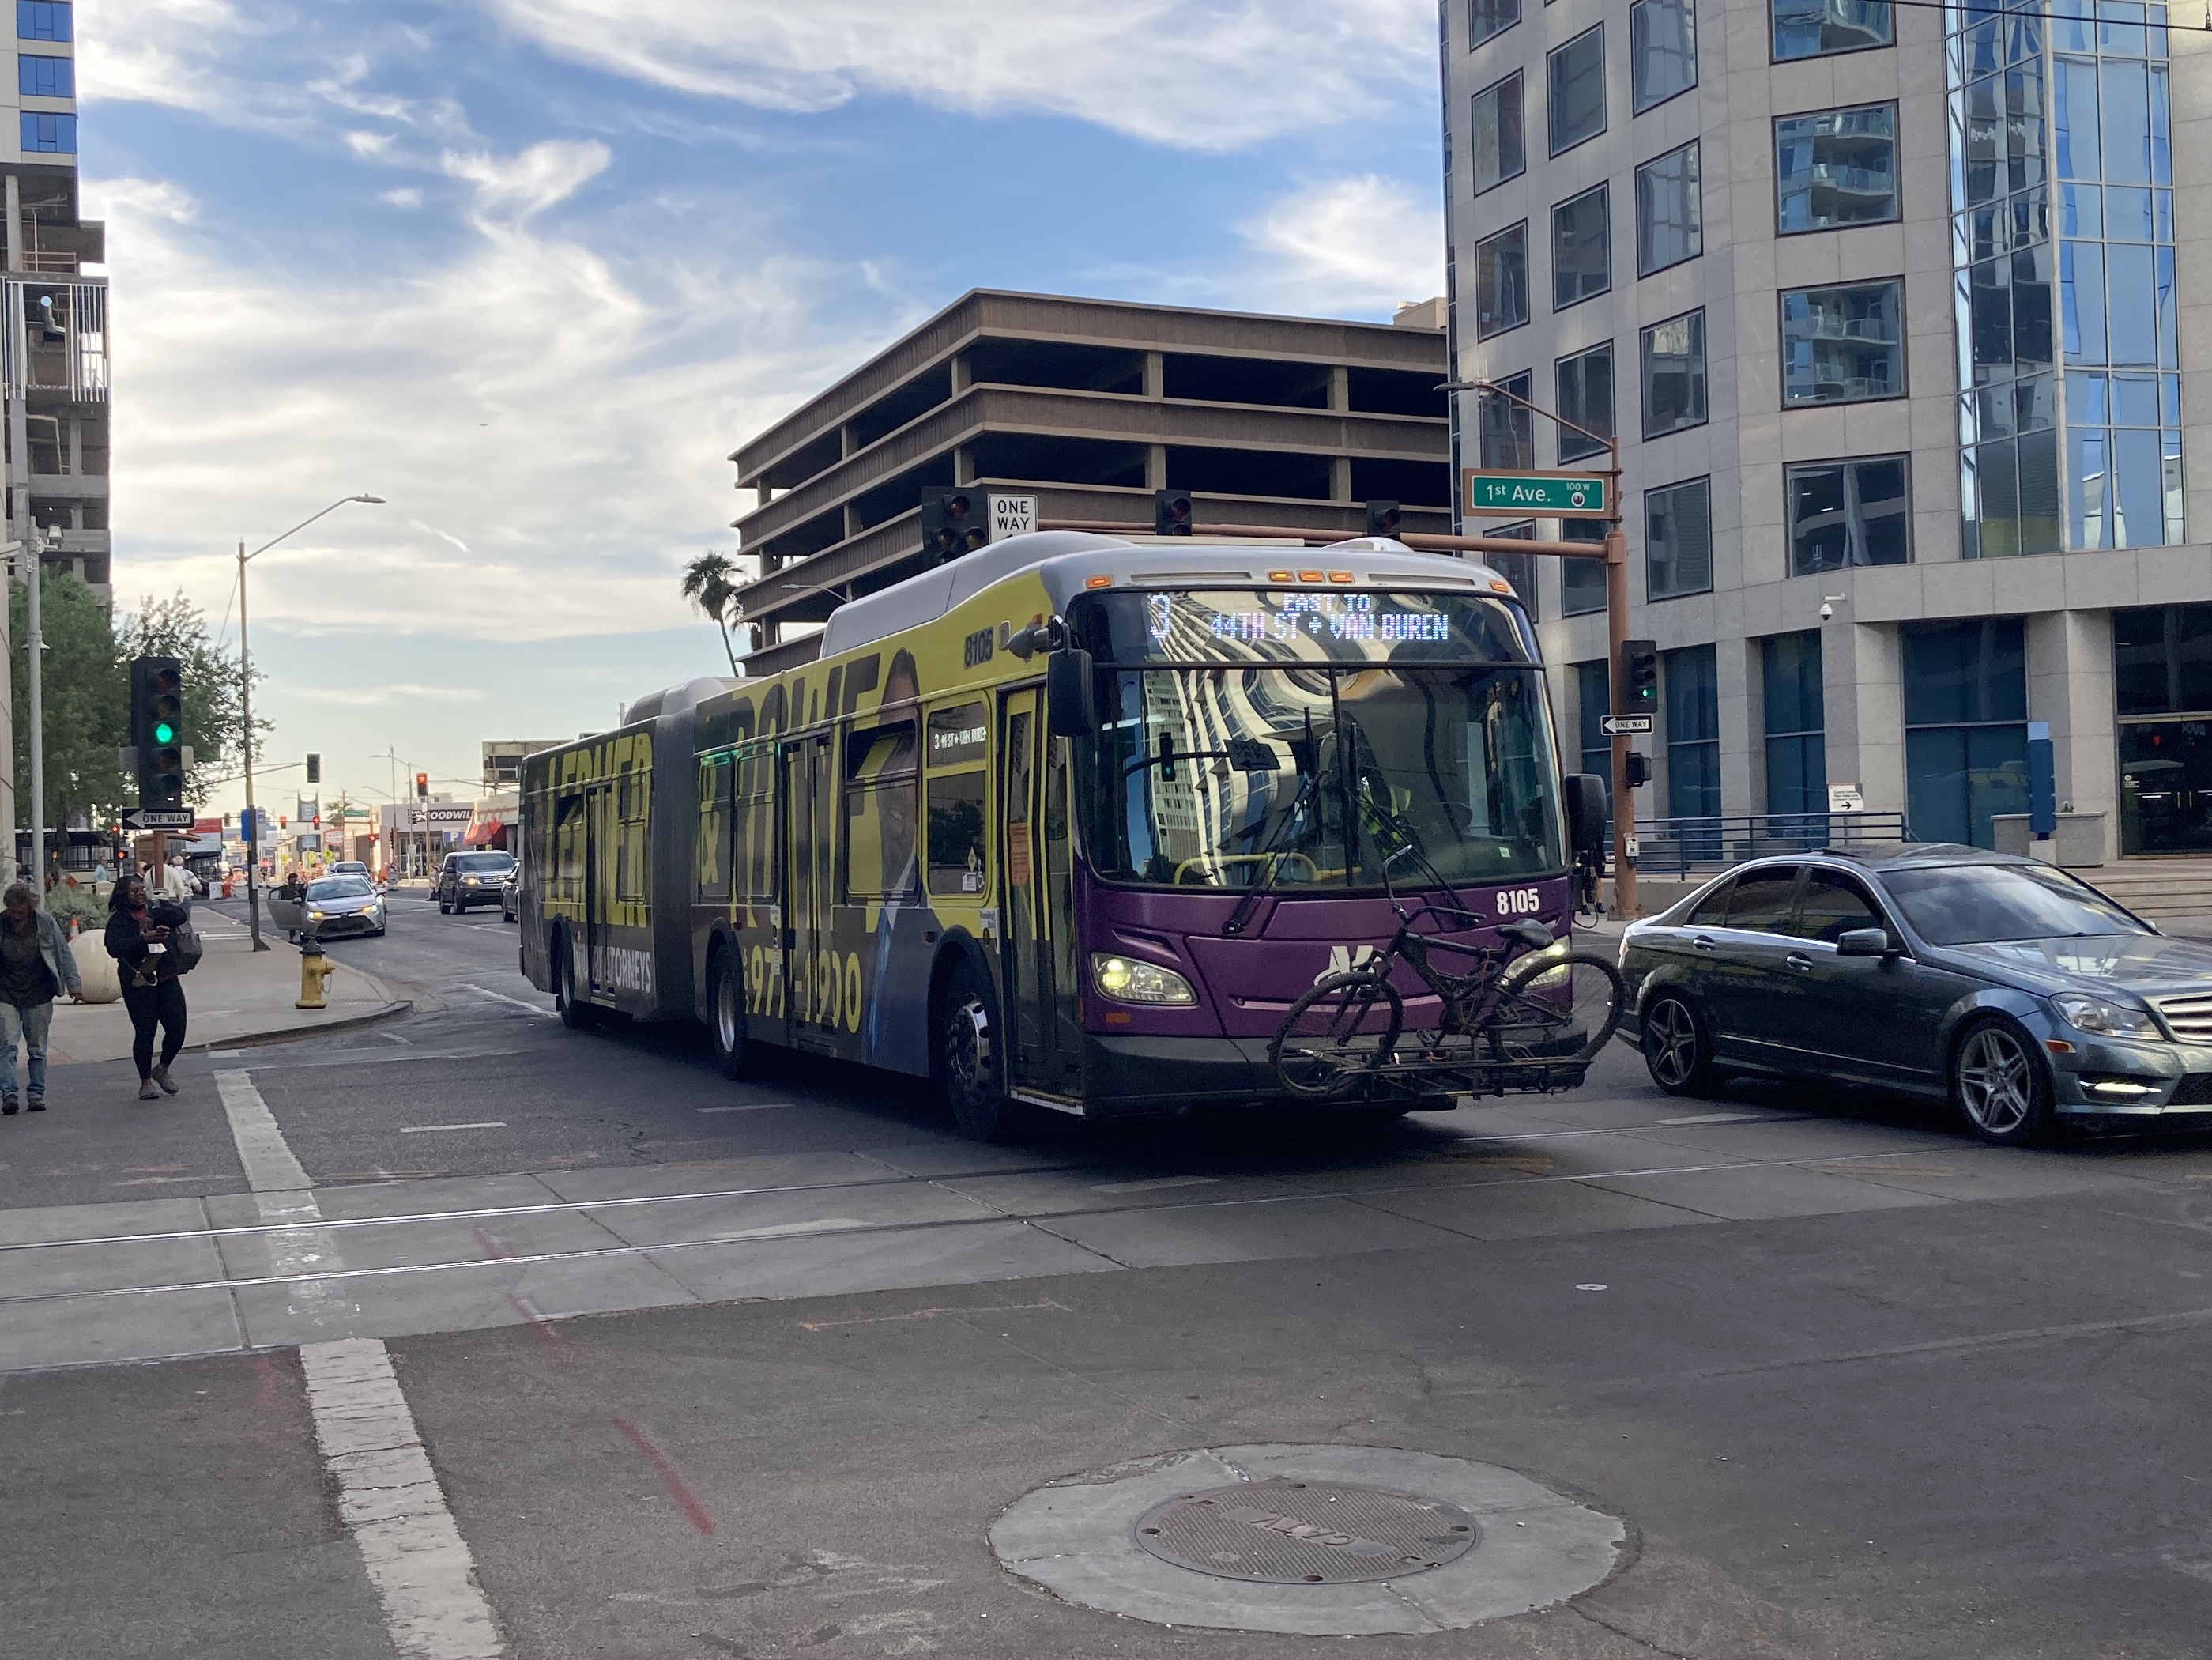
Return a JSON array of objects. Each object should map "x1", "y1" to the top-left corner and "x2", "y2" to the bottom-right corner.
[
  {"x1": 0, "y1": 881, "x2": 81, "y2": 1115},
  {"x1": 105, "y1": 873, "x2": 188, "y2": 1100}
]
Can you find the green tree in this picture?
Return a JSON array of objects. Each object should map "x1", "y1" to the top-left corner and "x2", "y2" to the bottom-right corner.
[
  {"x1": 680, "y1": 551, "x2": 741, "y2": 675},
  {"x1": 9, "y1": 568, "x2": 127, "y2": 840},
  {"x1": 118, "y1": 590, "x2": 266, "y2": 802}
]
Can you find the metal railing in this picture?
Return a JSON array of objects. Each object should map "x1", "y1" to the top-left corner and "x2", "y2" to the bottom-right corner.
[
  {"x1": 1624, "y1": 811, "x2": 1912, "y2": 877},
  {"x1": 0, "y1": 277, "x2": 107, "y2": 401}
]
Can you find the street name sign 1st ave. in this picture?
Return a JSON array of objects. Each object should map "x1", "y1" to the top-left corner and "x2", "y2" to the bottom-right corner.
[
  {"x1": 122, "y1": 808, "x2": 195, "y2": 831},
  {"x1": 1600, "y1": 714, "x2": 1655, "y2": 736},
  {"x1": 1462, "y1": 470, "x2": 1609, "y2": 515}
]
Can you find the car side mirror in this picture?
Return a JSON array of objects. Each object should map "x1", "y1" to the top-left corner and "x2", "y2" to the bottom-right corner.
[
  {"x1": 1836, "y1": 927, "x2": 1899, "y2": 958},
  {"x1": 1564, "y1": 773, "x2": 1608, "y2": 858},
  {"x1": 1046, "y1": 647, "x2": 1097, "y2": 739}
]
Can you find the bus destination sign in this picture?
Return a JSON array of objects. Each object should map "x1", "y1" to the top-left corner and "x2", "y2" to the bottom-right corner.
[{"x1": 1462, "y1": 470, "x2": 1608, "y2": 516}]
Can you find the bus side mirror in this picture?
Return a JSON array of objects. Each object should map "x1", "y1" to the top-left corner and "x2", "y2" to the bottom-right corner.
[
  {"x1": 1046, "y1": 648, "x2": 1097, "y2": 739},
  {"x1": 1566, "y1": 773, "x2": 1607, "y2": 858}
]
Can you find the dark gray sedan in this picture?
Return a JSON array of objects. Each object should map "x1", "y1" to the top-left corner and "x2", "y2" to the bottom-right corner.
[{"x1": 1618, "y1": 843, "x2": 2212, "y2": 1144}]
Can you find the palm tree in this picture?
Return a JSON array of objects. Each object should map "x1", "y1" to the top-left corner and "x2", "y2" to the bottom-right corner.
[{"x1": 680, "y1": 551, "x2": 741, "y2": 676}]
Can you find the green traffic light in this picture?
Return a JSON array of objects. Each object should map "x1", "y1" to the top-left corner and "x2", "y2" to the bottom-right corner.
[{"x1": 153, "y1": 722, "x2": 176, "y2": 744}]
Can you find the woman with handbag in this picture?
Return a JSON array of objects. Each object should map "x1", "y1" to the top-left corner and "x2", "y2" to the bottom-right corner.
[
  {"x1": 105, "y1": 873, "x2": 188, "y2": 1100},
  {"x1": 0, "y1": 881, "x2": 81, "y2": 1114}
]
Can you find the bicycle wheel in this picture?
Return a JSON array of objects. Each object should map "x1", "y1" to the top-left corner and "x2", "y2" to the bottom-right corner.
[
  {"x1": 1271, "y1": 971, "x2": 1405, "y2": 1098},
  {"x1": 1486, "y1": 951, "x2": 1624, "y2": 1063}
]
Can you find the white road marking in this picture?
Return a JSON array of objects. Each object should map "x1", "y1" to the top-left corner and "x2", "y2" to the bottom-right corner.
[
  {"x1": 400, "y1": 1122, "x2": 507, "y2": 1134},
  {"x1": 1090, "y1": 1175, "x2": 1221, "y2": 1194},
  {"x1": 216, "y1": 1070, "x2": 311, "y2": 1193},
  {"x1": 300, "y1": 1337, "x2": 506, "y2": 1659},
  {"x1": 696, "y1": 1103, "x2": 794, "y2": 1114},
  {"x1": 718, "y1": 1218, "x2": 869, "y2": 1241},
  {"x1": 1653, "y1": 1112, "x2": 1773, "y2": 1126},
  {"x1": 458, "y1": 984, "x2": 556, "y2": 1019}
]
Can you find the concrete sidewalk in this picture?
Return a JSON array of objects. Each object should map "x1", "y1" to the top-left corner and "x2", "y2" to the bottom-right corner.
[{"x1": 47, "y1": 915, "x2": 406, "y2": 1066}]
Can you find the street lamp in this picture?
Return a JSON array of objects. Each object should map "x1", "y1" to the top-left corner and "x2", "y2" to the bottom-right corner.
[
  {"x1": 238, "y1": 494, "x2": 383, "y2": 951},
  {"x1": 1436, "y1": 378, "x2": 1639, "y2": 918},
  {"x1": 2, "y1": 525, "x2": 49, "y2": 900}
]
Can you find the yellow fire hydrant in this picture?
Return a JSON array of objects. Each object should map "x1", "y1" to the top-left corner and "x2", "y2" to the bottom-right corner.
[{"x1": 296, "y1": 938, "x2": 337, "y2": 1010}]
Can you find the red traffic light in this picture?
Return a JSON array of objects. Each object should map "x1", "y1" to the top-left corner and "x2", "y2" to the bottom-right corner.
[{"x1": 279, "y1": 816, "x2": 288, "y2": 829}]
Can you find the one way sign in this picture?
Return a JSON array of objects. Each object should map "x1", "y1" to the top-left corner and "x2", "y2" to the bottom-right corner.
[{"x1": 122, "y1": 808, "x2": 195, "y2": 831}]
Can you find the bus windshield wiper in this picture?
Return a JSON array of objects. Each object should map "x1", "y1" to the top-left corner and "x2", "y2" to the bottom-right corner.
[{"x1": 1220, "y1": 772, "x2": 1317, "y2": 938}]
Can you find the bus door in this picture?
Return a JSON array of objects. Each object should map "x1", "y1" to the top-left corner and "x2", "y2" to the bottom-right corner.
[
  {"x1": 999, "y1": 689, "x2": 1081, "y2": 1098},
  {"x1": 584, "y1": 778, "x2": 614, "y2": 1000},
  {"x1": 781, "y1": 732, "x2": 836, "y2": 1050}
]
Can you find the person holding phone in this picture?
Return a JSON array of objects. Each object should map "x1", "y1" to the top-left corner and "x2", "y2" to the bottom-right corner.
[{"x1": 105, "y1": 873, "x2": 187, "y2": 1100}]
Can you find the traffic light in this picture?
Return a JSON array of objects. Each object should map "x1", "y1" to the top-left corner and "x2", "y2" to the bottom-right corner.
[
  {"x1": 306, "y1": 753, "x2": 322, "y2": 785},
  {"x1": 1154, "y1": 489, "x2": 1193, "y2": 537},
  {"x1": 1625, "y1": 753, "x2": 1652, "y2": 789},
  {"x1": 129, "y1": 655, "x2": 185, "y2": 809},
  {"x1": 415, "y1": 772, "x2": 428, "y2": 800},
  {"x1": 1621, "y1": 639, "x2": 1660, "y2": 712},
  {"x1": 920, "y1": 486, "x2": 987, "y2": 566},
  {"x1": 1363, "y1": 500, "x2": 1402, "y2": 538}
]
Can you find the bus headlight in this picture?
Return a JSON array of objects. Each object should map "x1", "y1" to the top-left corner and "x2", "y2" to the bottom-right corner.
[{"x1": 1091, "y1": 953, "x2": 1196, "y2": 1006}]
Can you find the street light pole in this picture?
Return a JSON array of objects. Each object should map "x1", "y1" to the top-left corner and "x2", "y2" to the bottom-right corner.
[
  {"x1": 23, "y1": 523, "x2": 43, "y2": 904},
  {"x1": 1438, "y1": 379, "x2": 1638, "y2": 919},
  {"x1": 236, "y1": 494, "x2": 384, "y2": 951}
]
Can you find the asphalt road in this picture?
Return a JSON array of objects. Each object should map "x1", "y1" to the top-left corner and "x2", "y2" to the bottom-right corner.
[{"x1": 5, "y1": 896, "x2": 2212, "y2": 1658}]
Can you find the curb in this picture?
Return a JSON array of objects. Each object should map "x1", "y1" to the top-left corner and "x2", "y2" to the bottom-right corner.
[{"x1": 183, "y1": 999, "x2": 413, "y2": 1054}]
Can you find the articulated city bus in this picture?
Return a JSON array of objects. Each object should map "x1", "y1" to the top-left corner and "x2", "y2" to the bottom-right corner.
[{"x1": 518, "y1": 530, "x2": 1603, "y2": 1138}]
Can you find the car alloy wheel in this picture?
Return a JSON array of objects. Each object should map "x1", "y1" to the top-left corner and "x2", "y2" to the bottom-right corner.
[
  {"x1": 1641, "y1": 994, "x2": 1717, "y2": 1096},
  {"x1": 1954, "y1": 1021, "x2": 2049, "y2": 1144}
]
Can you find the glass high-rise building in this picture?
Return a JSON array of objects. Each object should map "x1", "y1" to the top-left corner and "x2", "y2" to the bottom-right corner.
[{"x1": 1441, "y1": 0, "x2": 2212, "y2": 862}]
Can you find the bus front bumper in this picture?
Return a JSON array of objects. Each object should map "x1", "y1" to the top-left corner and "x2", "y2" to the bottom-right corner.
[{"x1": 1079, "y1": 1033, "x2": 1460, "y2": 1119}]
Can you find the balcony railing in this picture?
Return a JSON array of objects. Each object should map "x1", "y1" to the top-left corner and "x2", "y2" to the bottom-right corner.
[
  {"x1": 0, "y1": 278, "x2": 106, "y2": 401},
  {"x1": 1626, "y1": 811, "x2": 1914, "y2": 877}
]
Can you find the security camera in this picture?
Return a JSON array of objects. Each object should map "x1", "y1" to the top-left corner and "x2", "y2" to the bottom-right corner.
[{"x1": 1818, "y1": 601, "x2": 1833, "y2": 621}]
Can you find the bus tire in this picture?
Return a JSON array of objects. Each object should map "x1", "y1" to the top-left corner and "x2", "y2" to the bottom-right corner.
[
  {"x1": 940, "y1": 961, "x2": 1019, "y2": 1143},
  {"x1": 555, "y1": 931, "x2": 594, "y2": 1032},
  {"x1": 708, "y1": 947, "x2": 762, "y2": 1081}
]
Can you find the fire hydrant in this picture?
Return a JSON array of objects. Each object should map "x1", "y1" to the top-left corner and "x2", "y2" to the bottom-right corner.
[{"x1": 296, "y1": 938, "x2": 337, "y2": 1009}]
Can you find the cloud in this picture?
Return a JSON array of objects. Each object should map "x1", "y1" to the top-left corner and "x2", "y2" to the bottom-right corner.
[
  {"x1": 95, "y1": 153, "x2": 912, "y2": 646},
  {"x1": 382, "y1": 186, "x2": 424, "y2": 209},
  {"x1": 1236, "y1": 175, "x2": 1445, "y2": 315},
  {"x1": 471, "y1": 0, "x2": 1434, "y2": 150}
]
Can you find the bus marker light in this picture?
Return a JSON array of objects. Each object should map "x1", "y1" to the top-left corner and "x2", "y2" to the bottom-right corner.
[
  {"x1": 1085, "y1": 575, "x2": 1114, "y2": 589},
  {"x1": 1328, "y1": 571, "x2": 1354, "y2": 583},
  {"x1": 1267, "y1": 569, "x2": 1294, "y2": 581},
  {"x1": 1298, "y1": 569, "x2": 1324, "y2": 582},
  {"x1": 1490, "y1": 579, "x2": 1514, "y2": 594},
  {"x1": 1105, "y1": 1011, "x2": 1132, "y2": 1026}
]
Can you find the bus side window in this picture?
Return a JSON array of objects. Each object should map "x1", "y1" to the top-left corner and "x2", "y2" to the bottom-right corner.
[
  {"x1": 924, "y1": 700, "x2": 989, "y2": 897},
  {"x1": 843, "y1": 722, "x2": 918, "y2": 901},
  {"x1": 617, "y1": 763, "x2": 650, "y2": 903},
  {"x1": 697, "y1": 755, "x2": 732, "y2": 904},
  {"x1": 555, "y1": 792, "x2": 584, "y2": 897}
]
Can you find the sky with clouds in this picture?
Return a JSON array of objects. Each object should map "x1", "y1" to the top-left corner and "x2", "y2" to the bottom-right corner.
[{"x1": 81, "y1": 0, "x2": 1444, "y2": 817}]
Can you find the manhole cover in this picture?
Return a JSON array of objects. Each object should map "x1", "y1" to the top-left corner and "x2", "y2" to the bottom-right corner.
[{"x1": 1133, "y1": 1481, "x2": 1478, "y2": 1585}]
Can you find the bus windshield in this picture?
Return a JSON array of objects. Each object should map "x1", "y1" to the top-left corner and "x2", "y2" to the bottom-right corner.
[{"x1": 1080, "y1": 662, "x2": 1565, "y2": 890}]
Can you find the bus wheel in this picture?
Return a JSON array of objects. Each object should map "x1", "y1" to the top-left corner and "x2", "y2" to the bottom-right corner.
[
  {"x1": 941, "y1": 964, "x2": 1016, "y2": 1142},
  {"x1": 710, "y1": 949, "x2": 757, "y2": 1080},
  {"x1": 555, "y1": 933, "x2": 594, "y2": 1031}
]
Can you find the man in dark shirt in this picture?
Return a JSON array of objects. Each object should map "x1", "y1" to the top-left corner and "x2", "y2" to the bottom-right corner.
[{"x1": 0, "y1": 880, "x2": 81, "y2": 1114}]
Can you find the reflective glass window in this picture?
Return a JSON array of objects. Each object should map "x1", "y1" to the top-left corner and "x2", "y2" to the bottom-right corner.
[
  {"x1": 1554, "y1": 343, "x2": 1615, "y2": 462},
  {"x1": 1665, "y1": 644, "x2": 1721, "y2": 820},
  {"x1": 1475, "y1": 221, "x2": 1529, "y2": 338},
  {"x1": 1726, "y1": 869, "x2": 1800, "y2": 932},
  {"x1": 16, "y1": 2, "x2": 70, "y2": 43},
  {"x1": 1562, "y1": 523, "x2": 1608, "y2": 615},
  {"x1": 1771, "y1": 0, "x2": 1889, "y2": 60},
  {"x1": 1635, "y1": 141, "x2": 1702, "y2": 274},
  {"x1": 1631, "y1": 0, "x2": 1696, "y2": 112},
  {"x1": 1468, "y1": 0, "x2": 1521, "y2": 50},
  {"x1": 1551, "y1": 185, "x2": 1610, "y2": 309},
  {"x1": 1762, "y1": 632, "x2": 1827, "y2": 816},
  {"x1": 1472, "y1": 73, "x2": 1526, "y2": 194},
  {"x1": 1780, "y1": 281, "x2": 1903, "y2": 405},
  {"x1": 17, "y1": 53, "x2": 69, "y2": 97},
  {"x1": 1547, "y1": 25, "x2": 1606, "y2": 155},
  {"x1": 1775, "y1": 104, "x2": 1899, "y2": 233},
  {"x1": 1785, "y1": 456, "x2": 1910, "y2": 575},
  {"x1": 1645, "y1": 476, "x2": 1712, "y2": 600},
  {"x1": 1639, "y1": 309, "x2": 1706, "y2": 437}
]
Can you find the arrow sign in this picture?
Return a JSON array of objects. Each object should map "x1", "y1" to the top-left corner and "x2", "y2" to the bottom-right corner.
[
  {"x1": 122, "y1": 808, "x2": 195, "y2": 831},
  {"x1": 1600, "y1": 715, "x2": 1654, "y2": 736}
]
